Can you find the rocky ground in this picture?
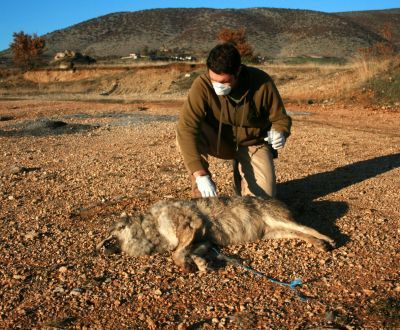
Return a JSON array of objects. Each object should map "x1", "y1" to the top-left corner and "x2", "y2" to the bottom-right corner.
[{"x1": 0, "y1": 98, "x2": 399, "y2": 329}]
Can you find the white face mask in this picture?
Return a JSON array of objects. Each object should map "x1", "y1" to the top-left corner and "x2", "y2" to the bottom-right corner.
[{"x1": 212, "y1": 82, "x2": 232, "y2": 96}]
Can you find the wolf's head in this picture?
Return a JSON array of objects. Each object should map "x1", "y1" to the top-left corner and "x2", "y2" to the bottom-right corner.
[{"x1": 97, "y1": 216, "x2": 155, "y2": 256}]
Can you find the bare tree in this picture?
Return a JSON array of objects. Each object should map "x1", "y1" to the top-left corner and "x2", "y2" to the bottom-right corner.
[
  {"x1": 217, "y1": 27, "x2": 254, "y2": 60},
  {"x1": 10, "y1": 31, "x2": 46, "y2": 69}
]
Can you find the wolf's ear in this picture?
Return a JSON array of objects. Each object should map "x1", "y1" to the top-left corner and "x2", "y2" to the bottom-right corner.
[{"x1": 96, "y1": 235, "x2": 121, "y2": 255}]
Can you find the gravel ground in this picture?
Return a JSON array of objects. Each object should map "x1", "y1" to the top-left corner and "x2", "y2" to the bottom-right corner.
[{"x1": 0, "y1": 99, "x2": 399, "y2": 329}]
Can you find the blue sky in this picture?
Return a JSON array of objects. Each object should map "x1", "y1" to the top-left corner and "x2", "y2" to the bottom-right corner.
[{"x1": 1, "y1": 0, "x2": 399, "y2": 51}]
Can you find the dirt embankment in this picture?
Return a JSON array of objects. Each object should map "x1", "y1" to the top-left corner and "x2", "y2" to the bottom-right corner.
[
  {"x1": 23, "y1": 67, "x2": 128, "y2": 83},
  {"x1": 22, "y1": 63, "x2": 201, "y2": 83},
  {"x1": 1, "y1": 63, "x2": 201, "y2": 100},
  {"x1": 2, "y1": 60, "x2": 399, "y2": 110}
]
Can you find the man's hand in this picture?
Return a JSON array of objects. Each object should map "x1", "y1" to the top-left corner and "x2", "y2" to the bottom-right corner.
[
  {"x1": 265, "y1": 130, "x2": 286, "y2": 150},
  {"x1": 195, "y1": 175, "x2": 217, "y2": 197}
]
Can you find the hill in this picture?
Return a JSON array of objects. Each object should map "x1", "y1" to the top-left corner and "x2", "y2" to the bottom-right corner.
[
  {"x1": 3, "y1": 7, "x2": 399, "y2": 61},
  {"x1": 337, "y1": 9, "x2": 400, "y2": 47}
]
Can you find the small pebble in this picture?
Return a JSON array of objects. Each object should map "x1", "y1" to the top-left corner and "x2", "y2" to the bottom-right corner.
[{"x1": 59, "y1": 266, "x2": 68, "y2": 273}]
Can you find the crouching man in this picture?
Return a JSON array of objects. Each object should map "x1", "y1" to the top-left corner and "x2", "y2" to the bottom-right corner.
[{"x1": 176, "y1": 43, "x2": 292, "y2": 198}]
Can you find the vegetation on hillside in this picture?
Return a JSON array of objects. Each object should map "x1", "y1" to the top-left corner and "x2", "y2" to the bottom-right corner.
[
  {"x1": 361, "y1": 57, "x2": 400, "y2": 107},
  {"x1": 217, "y1": 28, "x2": 254, "y2": 60},
  {"x1": 353, "y1": 27, "x2": 399, "y2": 108},
  {"x1": 10, "y1": 32, "x2": 46, "y2": 69}
]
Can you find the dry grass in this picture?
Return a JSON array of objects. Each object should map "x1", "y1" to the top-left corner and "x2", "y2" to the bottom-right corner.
[
  {"x1": 263, "y1": 62, "x2": 353, "y2": 102},
  {"x1": 350, "y1": 57, "x2": 394, "y2": 83},
  {"x1": 265, "y1": 56, "x2": 398, "y2": 104}
]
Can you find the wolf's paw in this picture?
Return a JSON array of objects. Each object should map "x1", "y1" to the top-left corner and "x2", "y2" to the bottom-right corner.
[
  {"x1": 191, "y1": 255, "x2": 210, "y2": 272},
  {"x1": 181, "y1": 259, "x2": 198, "y2": 273},
  {"x1": 316, "y1": 239, "x2": 335, "y2": 252},
  {"x1": 174, "y1": 254, "x2": 198, "y2": 273}
]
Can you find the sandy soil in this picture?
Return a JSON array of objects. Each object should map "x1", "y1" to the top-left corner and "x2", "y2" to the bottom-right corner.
[{"x1": 0, "y1": 98, "x2": 399, "y2": 329}]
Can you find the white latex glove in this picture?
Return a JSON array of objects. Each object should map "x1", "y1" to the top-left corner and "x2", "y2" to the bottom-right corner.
[
  {"x1": 265, "y1": 130, "x2": 286, "y2": 150},
  {"x1": 195, "y1": 175, "x2": 217, "y2": 197}
]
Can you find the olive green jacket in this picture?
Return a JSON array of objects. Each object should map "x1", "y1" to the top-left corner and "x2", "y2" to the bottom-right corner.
[{"x1": 176, "y1": 65, "x2": 292, "y2": 173}]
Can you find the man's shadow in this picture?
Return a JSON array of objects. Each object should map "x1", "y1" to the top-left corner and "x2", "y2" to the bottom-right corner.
[{"x1": 277, "y1": 153, "x2": 400, "y2": 247}]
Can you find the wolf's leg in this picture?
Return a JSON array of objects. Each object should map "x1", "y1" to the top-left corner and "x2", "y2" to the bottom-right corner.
[
  {"x1": 264, "y1": 229, "x2": 334, "y2": 251},
  {"x1": 263, "y1": 217, "x2": 336, "y2": 247},
  {"x1": 293, "y1": 225, "x2": 336, "y2": 247},
  {"x1": 172, "y1": 217, "x2": 205, "y2": 272},
  {"x1": 190, "y1": 242, "x2": 212, "y2": 272}
]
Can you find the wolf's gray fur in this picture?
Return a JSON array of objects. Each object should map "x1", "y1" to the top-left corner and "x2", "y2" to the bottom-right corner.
[{"x1": 97, "y1": 196, "x2": 335, "y2": 271}]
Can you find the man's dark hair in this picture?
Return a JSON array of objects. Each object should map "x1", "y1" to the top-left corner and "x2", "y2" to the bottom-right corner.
[{"x1": 206, "y1": 43, "x2": 241, "y2": 75}]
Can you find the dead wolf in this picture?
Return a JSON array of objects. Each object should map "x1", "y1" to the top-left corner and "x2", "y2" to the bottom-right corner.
[{"x1": 97, "y1": 196, "x2": 335, "y2": 272}]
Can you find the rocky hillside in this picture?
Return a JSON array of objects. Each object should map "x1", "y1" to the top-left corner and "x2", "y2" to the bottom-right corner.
[
  {"x1": 3, "y1": 8, "x2": 400, "y2": 60},
  {"x1": 337, "y1": 9, "x2": 400, "y2": 47}
]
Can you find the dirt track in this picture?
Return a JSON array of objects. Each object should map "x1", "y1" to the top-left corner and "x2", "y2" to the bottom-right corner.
[{"x1": 0, "y1": 99, "x2": 399, "y2": 329}]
